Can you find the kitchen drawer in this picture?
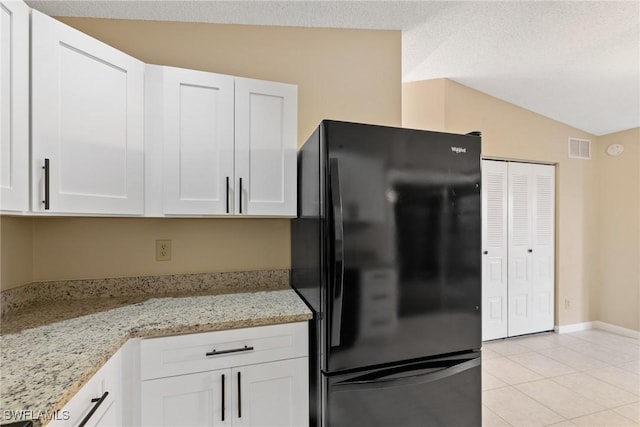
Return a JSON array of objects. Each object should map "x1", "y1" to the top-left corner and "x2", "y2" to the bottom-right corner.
[{"x1": 140, "y1": 322, "x2": 307, "y2": 380}]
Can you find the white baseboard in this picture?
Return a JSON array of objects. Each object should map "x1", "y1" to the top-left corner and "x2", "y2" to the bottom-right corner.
[
  {"x1": 555, "y1": 321, "x2": 640, "y2": 339},
  {"x1": 592, "y1": 321, "x2": 640, "y2": 339},
  {"x1": 555, "y1": 322, "x2": 593, "y2": 334}
]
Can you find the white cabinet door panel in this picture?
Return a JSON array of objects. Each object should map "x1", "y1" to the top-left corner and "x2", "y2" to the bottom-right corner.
[
  {"x1": 235, "y1": 78, "x2": 297, "y2": 216},
  {"x1": 31, "y1": 10, "x2": 144, "y2": 215},
  {"x1": 233, "y1": 358, "x2": 308, "y2": 427},
  {"x1": 141, "y1": 370, "x2": 229, "y2": 427},
  {"x1": 160, "y1": 66, "x2": 235, "y2": 215},
  {"x1": 0, "y1": 0, "x2": 29, "y2": 212}
]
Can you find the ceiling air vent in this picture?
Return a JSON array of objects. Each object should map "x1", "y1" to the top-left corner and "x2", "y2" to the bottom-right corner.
[{"x1": 568, "y1": 138, "x2": 591, "y2": 159}]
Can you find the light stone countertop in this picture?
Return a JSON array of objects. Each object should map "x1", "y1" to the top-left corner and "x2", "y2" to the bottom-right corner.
[{"x1": 0, "y1": 290, "x2": 312, "y2": 424}]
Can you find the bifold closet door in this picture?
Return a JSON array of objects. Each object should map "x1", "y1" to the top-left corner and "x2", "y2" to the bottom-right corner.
[
  {"x1": 481, "y1": 160, "x2": 508, "y2": 341},
  {"x1": 507, "y1": 162, "x2": 535, "y2": 336},
  {"x1": 529, "y1": 163, "x2": 555, "y2": 334},
  {"x1": 482, "y1": 160, "x2": 555, "y2": 340},
  {"x1": 507, "y1": 162, "x2": 555, "y2": 336}
]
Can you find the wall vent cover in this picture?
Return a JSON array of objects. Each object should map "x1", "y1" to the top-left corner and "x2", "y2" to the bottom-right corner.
[{"x1": 568, "y1": 138, "x2": 591, "y2": 159}]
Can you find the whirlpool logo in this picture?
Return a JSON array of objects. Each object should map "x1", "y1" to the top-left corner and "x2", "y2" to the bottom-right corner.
[{"x1": 451, "y1": 146, "x2": 467, "y2": 154}]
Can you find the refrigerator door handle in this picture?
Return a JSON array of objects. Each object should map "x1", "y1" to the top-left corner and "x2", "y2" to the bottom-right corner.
[
  {"x1": 333, "y1": 357, "x2": 480, "y2": 392},
  {"x1": 329, "y1": 157, "x2": 344, "y2": 347}
]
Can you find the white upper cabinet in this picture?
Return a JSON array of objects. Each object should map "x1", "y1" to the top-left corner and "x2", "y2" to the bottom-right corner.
[
  {"x1": 146, "y1": 68, "x2": 297, "y2": 217},
  {"x1": 31, "y1": 10, "x2": 144, "y2": 215},
  {"x1": 0, "y1": 0, "x2": 29, "y2": 213},
  {"x1": 235, "y1": 78, "x2": 297, "y2": 217},
  {"x1": 146, "y1": 65, "x2": 235, "y2": 216}
]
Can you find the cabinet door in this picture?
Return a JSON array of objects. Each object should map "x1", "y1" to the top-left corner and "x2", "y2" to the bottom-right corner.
[
  {"x1": 31, "y1": 10, "x2": 144, "y2": 215},
  {"x1": 0, "y1": 0, "x2": 29, "y2": 212},
  {"x1": 481, "y1": 160, "x2": 508, "y2": 341},
  {"x1": 141, "y1": 370, "x2": 230, "y2": 427},
  {"x1": 232, "y1": 358, "x2": 308, "y2": 427},
  {"x1": 235, "y1": 78, "x2": 297, "y2": 216},
  {"x1": 158, "y1": 66, "x2": 235, "y2": 215}
]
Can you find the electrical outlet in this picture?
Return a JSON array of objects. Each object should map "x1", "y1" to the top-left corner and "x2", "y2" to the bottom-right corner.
[
  {"x1": 564, "y1": 299, "x2": 571, "y2": 309},
  {"x1": 156, "y1": 239, "x2": 172, "y2": 261}
]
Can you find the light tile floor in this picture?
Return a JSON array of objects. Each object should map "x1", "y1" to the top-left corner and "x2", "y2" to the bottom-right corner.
[{"x1": 482, "y1": 329, "x2": 640, "y2": 427}]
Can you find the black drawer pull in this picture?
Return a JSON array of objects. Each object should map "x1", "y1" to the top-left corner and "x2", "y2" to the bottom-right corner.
[
  {"x1": 239, "y1": 177, "x2": 243, "y2": 214},
  {"x1": 226, "y1": 176, "x2": 230, "y2": 214},
  {"x1": 205, "y1": 345, "x2": 254, "y2": 357},
  {"x1": 78, "y1": 391, "x2": 108, "y2": 427},
  {"x1": 42, "y1": 158, "x2": 50, "y2": 210},
  {"x1": 221, "y1": 373, "x2": 225, "y2": 421},
  {"x1": 237, "y1": 371, "x2": 242, "y2": 418}
]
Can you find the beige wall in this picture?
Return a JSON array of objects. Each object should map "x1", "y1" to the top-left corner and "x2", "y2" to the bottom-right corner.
[
  {"x1": 595, "y1": 128, "x2": 640, "y2": 331},
  {"x1": 0, "y1": 216, "x2": 33, "y2": 290},
  {"x1": 31, "y1": 218, "x2": 291, "y2": 282},
  {"x1": 403, "y1": 79, "x2": 600, "y2": 328},
  {"x1": 402, "y1": 79, "x2": 445, "y2": 131},
  {"x1": 0, "y1": 18, "x2": 400, "y2": 289}
]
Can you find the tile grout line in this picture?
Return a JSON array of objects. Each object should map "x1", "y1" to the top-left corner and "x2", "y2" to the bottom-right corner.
[{"x1": 483, "y1": 404, "x2": 515, "y2": 427}]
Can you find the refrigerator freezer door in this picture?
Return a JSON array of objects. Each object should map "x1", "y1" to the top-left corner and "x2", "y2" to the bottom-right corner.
[
  {"x1": 324, "y1": 353, "x2": 481, "y2": 427},
  {"x1": 324, "y1": 121, "x2": 481, "y2": 373}
]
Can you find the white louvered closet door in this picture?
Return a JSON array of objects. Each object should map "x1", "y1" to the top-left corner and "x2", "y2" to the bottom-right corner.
[
  {"x1": 530, "y1": 164, "x2": 555, "y2": 333},
  {"x1": 481, "y1": 160, "x2": 509, "y2": 341},
  {"x1": 507, "y1": 162, "x2": 535, "y2": 336}
]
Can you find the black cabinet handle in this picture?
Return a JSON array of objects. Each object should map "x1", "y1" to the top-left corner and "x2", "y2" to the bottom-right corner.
[
  {"x1": 483, "y1": 251, "x2": 488, "y2": 255},
  {"x1": 528, "y1": 249, "x2": 533, "y2": 253},
  {"x1": 237, "y1": 371, "x2": 242, "y2": 418},
  {"x1": 205, "y1": 345, "x2": 254, "y2": 357},
  {"x1": 239, "y1": 177, "x2": 243, "y2": 214},
  {"x1": 221, "y1": 374, "x2": 225, "y2": 422},
  {"x1": 42, "y1": 158, "x2": 50, "y2": 210},
  {"x1": 78, "y1": 391, "x2": 108, "y2": 427},
  {"x1": 226, "y1": 177, "x2": 230, "y2": 214}
]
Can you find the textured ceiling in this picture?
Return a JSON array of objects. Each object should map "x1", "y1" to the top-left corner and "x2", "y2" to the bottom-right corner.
[{"x1": 26, "y1": 0, "x2": 640, "y2": 136}]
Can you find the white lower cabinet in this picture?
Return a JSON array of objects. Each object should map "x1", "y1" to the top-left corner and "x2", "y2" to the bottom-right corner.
[
  {"x1": 141, "y1": 370, "x2": 226, "y2": 426},
  {"x1": 141, "y1": 358, "x2": 307, "y2": 427},
  {"x1": 48, "y1": 350, "x2": 122, "y2": 427},
  {"x1": 234, "y1": 358, "x2": 308, "y2": 427},
  {"x1": 140, "y1": 322, "x2": 309, "y2": 427}
]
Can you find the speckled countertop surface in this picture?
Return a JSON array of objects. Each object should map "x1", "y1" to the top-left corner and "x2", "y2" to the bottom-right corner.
[{"x1": 0, "y1": 290, "x2": 312, "y2": 424}]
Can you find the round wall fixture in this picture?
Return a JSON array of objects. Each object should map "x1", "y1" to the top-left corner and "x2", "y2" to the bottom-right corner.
[{"x1": 606, "y1": 143, "x2": 624, "y2": 156}]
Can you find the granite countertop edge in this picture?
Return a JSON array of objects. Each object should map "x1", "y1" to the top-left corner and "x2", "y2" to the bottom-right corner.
[{"x1": 0, "y1": 289, "x2": 312, "y2": 424}]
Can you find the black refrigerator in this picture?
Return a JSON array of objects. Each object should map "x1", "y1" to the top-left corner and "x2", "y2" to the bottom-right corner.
[{"x1": 291, "y1": 120, "x2": 482, "y2": 427}]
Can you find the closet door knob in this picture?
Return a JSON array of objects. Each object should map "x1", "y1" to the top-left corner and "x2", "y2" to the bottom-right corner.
[
  {"x1": 483, "y1": 251, "x2": 488, "y2": 255},
  {"x1": 528, "y1": 249, "x2": 533, "y2": 253}
]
